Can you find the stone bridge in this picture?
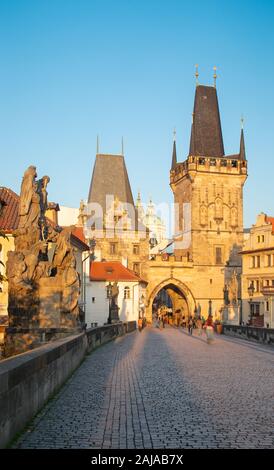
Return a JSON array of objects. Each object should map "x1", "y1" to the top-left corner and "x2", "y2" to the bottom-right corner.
[{"x1": 5, "y1": 326, "x2": 274, "y2": 449}]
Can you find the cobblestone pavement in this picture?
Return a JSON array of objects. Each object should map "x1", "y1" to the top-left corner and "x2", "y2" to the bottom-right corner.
[{"x1": 14, "y1": 327, "x2": 274, "y2": 449}]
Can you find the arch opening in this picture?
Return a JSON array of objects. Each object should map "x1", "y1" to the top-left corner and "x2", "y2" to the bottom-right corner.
[{"x1": 151, "y1": 282, "x2": 191, "y2": 326}]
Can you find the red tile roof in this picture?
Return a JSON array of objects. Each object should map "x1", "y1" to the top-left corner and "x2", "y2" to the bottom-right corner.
[
  {"x1": 90, "y1": 261, "x2": 147, "y2": 283},
  {"x1": 71, "y1": 226, "x2": 90, "y2": 251},
  {"x1": 0, "y1": 187, "x2": 19, "y2": 232},
  {"x1": 266, "y1": 216, "x2": 274, "y2": 233}
]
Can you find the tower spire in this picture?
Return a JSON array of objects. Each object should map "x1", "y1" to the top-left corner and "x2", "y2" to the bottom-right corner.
[
  {"x1": 195, "y1": 64, "x2": 199, "y2": 86},
  {"x1": 239, "y1": 119, "x2": 246, "y2": 160},
  {"x1": 188, "y1": 84, "x2": 224, "y2": 157},
  {"x1": 171, "y1": 128, "x2": 177, "y2": 169},
  {"x1": 121, "y1": 136, "x2": 124, "y2": 155},
  {"x1": 96, "y1": 134, "x2": 99, "y2": 154},
  {"x1": 213, "y1": 66, "x2": 217, "y2": 87}
]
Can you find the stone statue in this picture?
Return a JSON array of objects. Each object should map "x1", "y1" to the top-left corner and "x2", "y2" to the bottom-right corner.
[
  {"x1": 39, "y1": 175, "x2": 50, "y2": 215},
  {"x1": 61, "y1": 254, "x2": 80, "y2": 314},
  {"x1": 6, "y1": 166, "x2": 80, "y2": 335},
  {"x1": 52, "y1": 226, "x2": 73, "y2": 268},
  {"x1": 215, "y1": 197, "x2": 223, "y2": 220},
  {"x1": 231, "y1": 205, "x2": 238, "y2": 227},
  {"x1": 228, "y1": 270, "x2": 238, "y2": 305},
  {"x1": 111, "y1": 281, "x2": 119, "y2": 306},
  {"x1": 200, "y1": 205, "x2": 207, "y2": 226},
  {"x1": 18, "y1": 166, "x2": 41, "y2": 229},
  {"x1": 6, "y1": 251, "x2": 30, "y2": 291}
]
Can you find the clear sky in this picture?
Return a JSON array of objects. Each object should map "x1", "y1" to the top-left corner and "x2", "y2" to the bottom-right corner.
[{"x1": 1, "y1": 0, "x2": 274, "y2": 229}]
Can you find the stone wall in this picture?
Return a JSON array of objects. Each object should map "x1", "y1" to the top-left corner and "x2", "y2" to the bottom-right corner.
[
  {"x1": 223, "y1": 324, "x2": 274, "y2": 346},
  {"x1": 0, "y1": 321, "x2": 136, "y2": 448}
]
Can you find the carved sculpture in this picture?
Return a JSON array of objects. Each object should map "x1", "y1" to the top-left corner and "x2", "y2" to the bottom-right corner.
[
  {"x1": 214, "y1": 197, "x2": 223, "y2": 220},
  {"x1": 231, "y1": 205, "x2": 238, "y2": 227},
  {"x1": 228, "y1": 270, "x2": 238, "y2": 305},
  {"x1": 7, "y1": 166, "x2": 80, "y2": 330},
  {"x1": 200, "y1": 205, "x2": 207, "y2": 226}
]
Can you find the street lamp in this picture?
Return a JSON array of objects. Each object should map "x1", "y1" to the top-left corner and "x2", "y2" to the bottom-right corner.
[
  {"x1": 247, "y1": 282, "x2": 255, "y2": 324},
  {"x1": 106, "y1": 281, "x2": 113, "y2": 324},
  {"x1": 208, "y1": 299, "x2": 212, "y2": 316}
]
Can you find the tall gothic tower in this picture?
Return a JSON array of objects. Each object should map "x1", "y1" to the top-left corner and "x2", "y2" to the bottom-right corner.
[
  {"x1": 165, "y1": 82, "x2": 248, "y2": 321},
  {"x1": 170, "y1": 83, "x2": 247, "y2": 269}
]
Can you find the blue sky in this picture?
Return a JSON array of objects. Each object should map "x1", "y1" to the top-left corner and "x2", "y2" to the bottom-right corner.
[{"x1": 1, "y1": 0, "x2": 274, "y2": 228}]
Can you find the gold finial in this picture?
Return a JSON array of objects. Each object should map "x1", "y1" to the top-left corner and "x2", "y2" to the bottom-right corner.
[
  {"x1": 240, "y1": 115, "x2": 244, "y2": 130},
  {"x1": 173, "y1": 127, "x2": 176, "y2": 142},
  {"x1": 213, "y1": 66, "x2": 217, "y2": 87},
  {"x1": 96, "y1": 134, "x2": 99, "y2": 154},
  {"x1": 195, "y1": 64, "x2": 199, "y2": 86}
]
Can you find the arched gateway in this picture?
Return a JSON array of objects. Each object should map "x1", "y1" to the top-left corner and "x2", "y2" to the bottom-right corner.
[{"x1": 146, "y1": 278, "x2": 196, "y2": 324}]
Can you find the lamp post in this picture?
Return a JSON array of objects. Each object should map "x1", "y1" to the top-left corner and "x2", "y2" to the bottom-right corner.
[
  {"x1": 106, "y1": 281, "x2": 113, "y2": 324},
  {"x1": 247, "y1": 282, "x2": 255, "y2": 325}
]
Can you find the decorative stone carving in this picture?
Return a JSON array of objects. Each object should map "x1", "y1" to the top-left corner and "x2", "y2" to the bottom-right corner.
[
  {"x1": 228, "y1": 270, "x2": 238, "y2": 305},
  {"x1": 200, "y1": 204, "x2": 207, "y2": 226},
  {"x1": 231, "y1": 205, "x2": 238, "y2": 228},
  {"x1": 6, "y1": 166, "x2": 80, "y2": 332},
  {"x1": 214, "y1": 197, "x2": 223, "y2": 221}
]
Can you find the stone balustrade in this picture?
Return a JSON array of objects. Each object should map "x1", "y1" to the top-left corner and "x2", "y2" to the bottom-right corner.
[
  {"x1": 223, "y1": 324, "x2": 274, "y2": 346},
  {"x1": 0, "y1": 321, "x2": 136, "y2": 448}
]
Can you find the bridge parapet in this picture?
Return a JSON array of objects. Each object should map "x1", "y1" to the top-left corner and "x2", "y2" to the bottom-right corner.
[{"x1": 0, "y1": 321, "x2": 136, "y2": 449}]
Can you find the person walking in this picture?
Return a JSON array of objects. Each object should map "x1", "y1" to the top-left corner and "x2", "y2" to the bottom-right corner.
[
  {"x1": 204, "y1": 314, "x2": 214, "y2": 344},
  {"x1": 196, "y1": 315, "x2": 203, "y2": 336},
  {"x1": 188, "y1": 316, "x2": 193, "y2": 335}
]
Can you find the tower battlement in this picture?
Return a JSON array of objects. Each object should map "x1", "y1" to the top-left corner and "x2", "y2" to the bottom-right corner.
[{"x1": 170, "y1": 155, "x2": 247, "y2": 186}]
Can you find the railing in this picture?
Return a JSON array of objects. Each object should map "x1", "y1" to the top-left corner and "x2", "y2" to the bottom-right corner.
[{"x1": 261, "y1": 286, "x2": 274, "y2": 296}]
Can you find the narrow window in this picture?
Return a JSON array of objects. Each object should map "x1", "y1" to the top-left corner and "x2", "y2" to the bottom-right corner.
[
  {"x1": 124, "y1": 286, "x2": 130, "y2": 299},
  {"x1": 133, "y1": 263, "x2": 140, "y2": 275},
  {"x1": 110, "y1": 243, "x2": 117, "y2": 255},
  {"x1": 133, "y1": 244, "x2": 140, "y2": 255},
  {"x1": 215, "y1": 247, "x2": 222, "y2": 265}
]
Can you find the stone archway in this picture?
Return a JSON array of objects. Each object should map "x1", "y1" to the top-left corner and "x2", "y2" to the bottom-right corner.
[{"x1": 146, "y1": 277, "x2": 196, "y2": 323}]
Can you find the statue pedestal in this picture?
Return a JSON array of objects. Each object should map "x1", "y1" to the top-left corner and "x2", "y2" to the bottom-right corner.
[
  {"x1": 38, "y1": 277, "x2": 62, "y2": 328},
  {"x1": 110, "y1": 305, "x2": 120, "y2": 322},
  {"x1": 5, "y1": 277, "x2": 80, "y2": 357},
  {"x1": 222, "y1": 304, "x2": 240, "y2": 325}
]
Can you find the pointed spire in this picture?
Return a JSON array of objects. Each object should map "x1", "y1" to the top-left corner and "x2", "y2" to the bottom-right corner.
[
  {"x1": 239, "y1": 126, "x2": 246, "y2": 161},
  {"x1": 188, "y1": 84, "x2": 224, "y2": 157},
  {"x1": 136, "y1": 190, "x2": 141, "y2": 207},
  {"x1": 96, "y1": 135, "x2": 99, "y2": 154},
  {"x1": 171, "y1": 128, "x2": 177, "y2": 169},
  {"x1": 213, "y1": 66, "x2": 217, "y2": 88},
  {"x1": 195, "y1": 64, "x2": 199, "y2": 86},
  {"x1": 121, "y1": 136, "x2": 124, "y2": 155}
]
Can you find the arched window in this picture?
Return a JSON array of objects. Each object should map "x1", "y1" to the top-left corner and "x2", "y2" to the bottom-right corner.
[{"x1": 124, "y1": 286, "x2": 130, "y2": 299}]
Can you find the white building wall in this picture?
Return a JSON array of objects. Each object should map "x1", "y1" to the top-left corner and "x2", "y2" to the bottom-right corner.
[
  {"x1": 118, "y1": 282, "x2": 139, "y2": 323},
  {"x1": 58, "y1": 206, "x2": 79, "y2": 226},
  {"x1": 85, "y1": 280, "x2": 141, "y2": 327},
  {"x1": 85, "y1": 281, "x2": 109, "y2": 327}
]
